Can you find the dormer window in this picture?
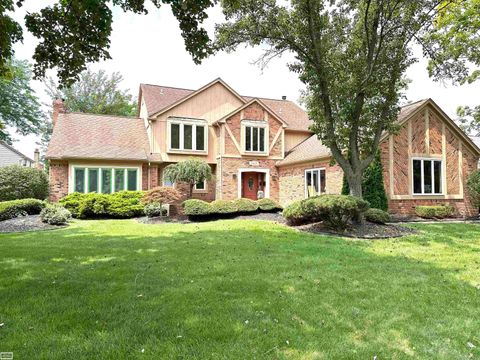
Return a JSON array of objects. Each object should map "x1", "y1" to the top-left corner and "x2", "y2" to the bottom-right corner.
[
  {"x1": 242, "y1": 120, "x2": 268, "y2": 154},
  {"x1": 168, "y1": 117, "x2": 207, "y2": 152}
]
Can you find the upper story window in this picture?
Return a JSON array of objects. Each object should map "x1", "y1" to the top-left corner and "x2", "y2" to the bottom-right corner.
[
  {"x1": 242, "y1": 120, "x2": 267, "y2": 153},
  {"x1": 168, "y1": 117, "x2": 207, "y2": 152},
  {"x1": 412, "y1": 158, "x2": 442, "y2": 195},
  {"x1": 305, "y1": 168, "x2": 326, "y2": 198}
]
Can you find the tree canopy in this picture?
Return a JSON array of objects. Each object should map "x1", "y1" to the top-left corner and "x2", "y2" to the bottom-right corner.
[
  {"x1": 214, "y1": 0, "x2": 477, "y2": 197},
  {"x1": 164, "y1": 159, "x2": 212, "y2": 198},
  {"x1": 1, "y1": 0, "x2": 215, "y2": 85},
  {"x1": 0, "y1": 59, "x2": 43, "y2": 144}
]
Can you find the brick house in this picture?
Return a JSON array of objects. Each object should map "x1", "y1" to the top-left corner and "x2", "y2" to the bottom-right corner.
[{"x1": 46, "y1": 78, "x2": 480, "y2": 217}]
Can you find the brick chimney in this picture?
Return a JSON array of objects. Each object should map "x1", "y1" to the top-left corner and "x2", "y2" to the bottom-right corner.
[
  {"x1": 33, "y1": 148, "x2": 42, "y2": 169},
  {"x1": 52, "y1": 98, "x2": 66, "y2": 126}
]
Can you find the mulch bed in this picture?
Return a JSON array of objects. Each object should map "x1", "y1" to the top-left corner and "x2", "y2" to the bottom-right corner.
[
  {"x1": 138, "y1": 211, "x2": 286, "y2": 225},
  {"x1": 297, "y1": 221, "x2": 417, "y2": 239},
  {"x1": 0, "y1": 215, "x2": 67, "y2": 233}
]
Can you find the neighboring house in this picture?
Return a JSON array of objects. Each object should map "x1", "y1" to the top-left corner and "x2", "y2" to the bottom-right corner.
[
  {"x1": 46, "y1": 78, "x2": 480, "y2": 217},
  {"x1": 0, "y1": 140, "x2": 38, "y2": 168}
]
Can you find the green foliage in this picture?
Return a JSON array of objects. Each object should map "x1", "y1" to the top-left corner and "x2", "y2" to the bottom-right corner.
[
  {"x1": 467, "y1": 169, "x2": 480, "y2": 208},
  {"x1": 182, "y1": 199, "x2": 212, "y2": 216},
  {"x1": 233, "y1": 198, "x2": 258, "y2": 213},
  {"x1": 0, "y1": 199, "x2": 46, "y2": 221},
  {"x1": 59, "y1": 191, "x2": 144, "y2": 219},
  {"x1": 415, "y1": 205, "x2": 455, "y2": 219},
  {"x1": 164, "y1": 159, "x2": 212, "y2": 198},
  {"x1": 210, "y1": 200, "x2": 238, "y2": 214},
  {"x1": 0, "y1": 165, "x2": 48, "y2": 201},
  {"x1": 2, "y1": 1, "x2": 214, "y2": 85},
  {"x1": 365, "y1": 208, "x2": 390, "y2": 225},
  {"x1": 40, "y1": 204, "x2": 71, "y2": 225},
  {"x1": 283, "y1": 195, "x2": 369, "y2": 230},
  {"x1": 257, "y1": 198, "x2": 282, "y2": 212},
  {"x1": 144, "y1": 202, "x2": 167, "y2": 218},
  {"x1": 342, "y1": 152, "x2": 388, "y2": 211},
  {"x1": 0, "y1": 59, "x2": 44, "y2": 143}
]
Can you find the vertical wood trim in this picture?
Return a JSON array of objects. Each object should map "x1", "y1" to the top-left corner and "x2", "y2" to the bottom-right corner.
[
  {"x1": 240, "y1": 110, "x2": 245, "y2": 120},
  {"x1": 281, "y1": 129, "x2": 285, "y2": 158},
  {"x1": 389, "y1": 134, "x2": 394, "y2": 196},
  {"x1": 407, "y1": 119, "x2": 412, "y2": 195},
  {"x1": 425, "y1": 108, "x2": 430, "y2": 155},
  {"x1": 220, "y1": 124, "x2": 225, "y2": 155},
  {"x1": 459, "y1": 141, "x2": 464, "y2": 194},
  {"x1": 442, "y1": 123, "x2": 447, "y2": 194}
]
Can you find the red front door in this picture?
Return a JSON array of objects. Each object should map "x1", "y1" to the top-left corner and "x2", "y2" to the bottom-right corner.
[{"x1": 242, "y1": 172, "x2": 259, "y2": 200}]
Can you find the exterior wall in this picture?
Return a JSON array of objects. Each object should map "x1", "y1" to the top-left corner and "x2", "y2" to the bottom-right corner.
[
  {"x1": 0, "y1": 143, "x2": 33, "y2": 167},
  {"x1": 150, "y1": 82, "x2": 244, "y2": 163},
  {"x1": 277, "y1": 159, "x2": 343, "y2": 206},
  {"x1": 284, "y1": 131, "x2": 312, "y2": 151},
  {"x1": 49, "y1": 161, "x2": 69, "y2": 201},
  {"x1": 381, "y1": 104, "x2": 480, "y2": 217}
]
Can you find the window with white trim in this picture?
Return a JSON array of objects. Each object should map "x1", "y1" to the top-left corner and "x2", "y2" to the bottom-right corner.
[
  {"x1": 244, "y1": 125, "x2": 266, "y2": 152},
  {"x1": 412, "y1": 159, "x2": 442, "y2": 195},
  {"x1": 194, "y1": 180, "x2": 206, "y2": 191},
  {"x1": 73, "y1": 167, "x2": 139, "y2": 193},
  {"x1": 305, "y1": 168, "x2": 326, "y2": 197},
  {"x1": 168, "y1": 118, "x2": 207, "y2": 152}
]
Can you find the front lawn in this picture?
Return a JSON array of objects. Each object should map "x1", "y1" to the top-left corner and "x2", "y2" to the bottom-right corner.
[{"x1": 0, "y1": 220, "x2": 479, "y2": 359}]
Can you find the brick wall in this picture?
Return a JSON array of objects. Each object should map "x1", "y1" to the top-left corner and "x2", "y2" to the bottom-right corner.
[
  {"x1": 49, "y1": 161, "x2": 69, "y2": 202},
  {"x1": 141, "y1": 164, "x2": 159, "y2": 190}
]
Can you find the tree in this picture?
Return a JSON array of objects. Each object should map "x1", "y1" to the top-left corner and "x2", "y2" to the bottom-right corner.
[
  {"x1": 1, "y1": 0, "x2": 215, "y2": 85},
  {"x1": 214, "y1": 0, "x2": 468, "y2": 198},
  {"x1": 425, "y1": 0, "x2": 480, "y2": 135},
  {"x1": 0, "y1": 58, "x2": 44, "y2": 144},
  {"x1": 163, "y1": 159, "x2": 212, "y2": 198}
]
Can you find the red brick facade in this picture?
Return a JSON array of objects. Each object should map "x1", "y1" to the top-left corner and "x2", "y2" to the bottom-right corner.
[{"x1": 48, "y1": 161, "x2": 69, "y2": 202}]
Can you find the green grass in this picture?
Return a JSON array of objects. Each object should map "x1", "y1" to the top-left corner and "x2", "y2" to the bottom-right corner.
[{"x1": 1, "y1": 220, "x2": 480, "y2": 359}]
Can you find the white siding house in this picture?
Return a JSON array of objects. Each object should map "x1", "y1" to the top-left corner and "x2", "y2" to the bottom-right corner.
[{"x1": 0, "y1": 141, "x2": 35, "y2": 167}]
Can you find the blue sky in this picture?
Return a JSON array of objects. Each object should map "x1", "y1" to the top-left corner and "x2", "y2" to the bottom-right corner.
[{"x1": 10, "y1": 2, "x2": 480, "y2": 158}]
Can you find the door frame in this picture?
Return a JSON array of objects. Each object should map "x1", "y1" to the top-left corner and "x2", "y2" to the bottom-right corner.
[{"x1": 237, "y1": 168, "x2": 270, "y2": 199}]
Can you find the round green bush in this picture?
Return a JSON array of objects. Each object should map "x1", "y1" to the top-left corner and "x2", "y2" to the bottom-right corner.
[
  {"x1": 59, "y1": 192, "x2": 87, "y2": 218},
  {"x1": 233, "y1": 198, "x2": 258, "y2": 213},
  {"x1": 144, "y1": 202, "x2": 167, "y2": 218},
  {"x1": 0, "y1": 199, "x2": 46, "y2": 221},
  {"x1": 182, "y1": 199, "x2": 212, "y2": 216},
  {"x1": 210, "y1": 200, "x2": 238, "y2": 214},
  {"x1": 106, "y1": 191, "x2": 145, "y2": 218},
  {"x1": 77, "y1": 193, "x2": 110, "y2": 219},
  {"x1": 282, "y1": 200, "x2": 305, "y2": 225},
  {"x1": 257, "y1": 198, "x2": 282, "y2": 212},
  {"x1": 40, "y1": 204, "x2": 71, "y2": 225},
  {"x1": 415, "y1": 205, "x2": 454, "y2": 219},
  {"x1": 0, "y1": 165, "x2": 48, "y2": 201},
  {"x1": 467, "y1": 169, "x2": 480, "y2": 208},
  {"x1": 365, "y1": 208, "x2": 390, "y2": 224}
]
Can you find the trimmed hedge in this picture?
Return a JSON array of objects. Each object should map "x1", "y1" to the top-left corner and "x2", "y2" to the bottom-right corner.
[
  {"x1": 40, "y1": 204, "x2": 71, "y2": 225},
  {"x1": 365, "y1": 208, "x2": 390, "y2": 224},
  {"x1": 183, "y1": 199, "x2": 212, "y2": 216},
  {"x1": 0, "y1": 165, "x2": 49, "y2": 201},
  {"x1": 59, "y1": 191, "x2": 145, "y2": 219},
  {"x1": 233, "y1": 198, "x2": 258, "y2": 213},
  {"x1": 283, "y1": 195, "x2": 369, "y2": 229},
  {"x1": 211, "y1": 200, "x2": 238, "y2": 214},
  {"x1": 415, "y1": 205, "x2": 455, "y2": 219},
  {"x1": 257, "y1": 198, "x2": 282, "y2": 212},
  {"x1": 0, "y1": 199, "x2": 46, "y2": 221}
]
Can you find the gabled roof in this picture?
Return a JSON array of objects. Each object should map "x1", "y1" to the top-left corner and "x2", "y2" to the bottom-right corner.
[
  {"x1": 277, "y1": 135, "x2": 331, "y2": 166},
  {"x1": 0, "y1": 140, "x2": 34, "y2": 163},
  {"x1": 140, "y1": 79, "x2": 313, "y2": 132},
  {"x1": 213, "y1": 98, "x2": 288, "y2": 127},
  {"x1": 46, "y1": 112, "x2": 151, "y2": 161}
]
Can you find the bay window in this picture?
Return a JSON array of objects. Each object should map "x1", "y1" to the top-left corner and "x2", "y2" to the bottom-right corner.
[
  {"x1": 72, "y1": 166, "x2": 139, "y2": 194},
  {"x1": 168, "y1": 118, "x2": 207, "y2": 152},
  {"x1": 412, "y1": 158, "x2": 442, "y2": 195},
  {"x1": 305, "y1": 168, "x2": 326, "y2": 197}
]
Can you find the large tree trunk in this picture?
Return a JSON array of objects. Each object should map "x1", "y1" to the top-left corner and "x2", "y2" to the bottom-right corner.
[{"x1": 348, "y1": 172, "x2": 363, "y2": 198}]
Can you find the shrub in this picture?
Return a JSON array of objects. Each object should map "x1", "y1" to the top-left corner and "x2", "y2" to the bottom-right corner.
[
  {"x1": 257, "y1": 198, "x2": 282, "y2": 212},
  {"x1": 283, "y1": 195, "x2": 369, "y2": 230},
  {"x1": 77, "y1": 193, "x2": 110, "y2": 219},
  {"x1": 59, "y1": 192, "x2": 86, "y2": 218},
  {"x1": 40, "y1": 204, "x2": 72, "y2": 225},
  {"x1": 0, "y1": 199, "x2": 46, "y2": 221},
  {"x1": 183, "y1": 199, "x2": 212, "y2": 216},
  {"x1": 142, "y1": 186, "x2": 181, "y2": 205},
  {"x1": 210, "y1": 200, "x2": 238, "y2": 214},
  {"x1": 415, "y1": 205, "x2": 455, "y2": 219},
  {"x1": 0, "y1": 165, "x2": 49, "y2": 201},
  {"x1": 233, "y1": 198, "x2": 259, "y2": 213},
  {"x1": 467, "y1": 169, "x2": 480, "y2": 208},
  {"x1": 144, "y1": 202, "x2": 167, "y2": 218},
  {"x1": 365, "y1": 208, "x2": 390, "y2": 224},
  {"x1": 106, "y1": 191, "x2": 145, "y2": 218}
]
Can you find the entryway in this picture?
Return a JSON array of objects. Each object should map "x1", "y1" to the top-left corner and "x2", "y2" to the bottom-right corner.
[{"x1": 239, "y1": 169, "x2": 269, "y2": 200}]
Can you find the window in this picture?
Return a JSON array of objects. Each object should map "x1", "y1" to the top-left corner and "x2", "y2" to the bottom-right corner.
[
  {"x1": 305, "y1": 168, "x2": 326, "y2": 198},
  {"x1": 194, "y1": 180, "x2": 206, "y2": 191},
  {"x1": 162, "y1": 171, "x2": 174, "y2": 187},
  {"x1": 73, "y1": 167, "x2": 139, "y2": 194},
  {"x1": 245, "y1": 125, "x2": 266, "y2": 152},
  {"x1": 412, "y1": 159, "x2": 442, "y2": 195},
  {"x1": 169, "y1": 118, "x2": 207, "y2": 151}
]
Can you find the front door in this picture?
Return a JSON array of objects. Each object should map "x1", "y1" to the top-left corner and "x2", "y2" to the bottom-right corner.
[{"x1": 242, "y1": 172, "x2": 259, "y2": 200}]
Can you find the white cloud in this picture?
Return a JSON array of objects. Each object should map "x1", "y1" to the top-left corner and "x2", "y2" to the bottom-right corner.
[{"x1": 9, "y1": 3, "x2": 480, "y2": 158}]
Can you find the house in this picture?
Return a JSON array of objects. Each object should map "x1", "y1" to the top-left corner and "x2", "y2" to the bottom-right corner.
[
  {"x1": 46, "y1": 78, "x2": 480, "y2": 217},
  {"x1": 0, "y1": 140, "x2": 39, "y2": 168}
]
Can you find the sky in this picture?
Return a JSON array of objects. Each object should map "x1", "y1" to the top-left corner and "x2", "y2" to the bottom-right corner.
[{"x1": 9, "y1": 1, "x2": 480, "y2": 158}]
